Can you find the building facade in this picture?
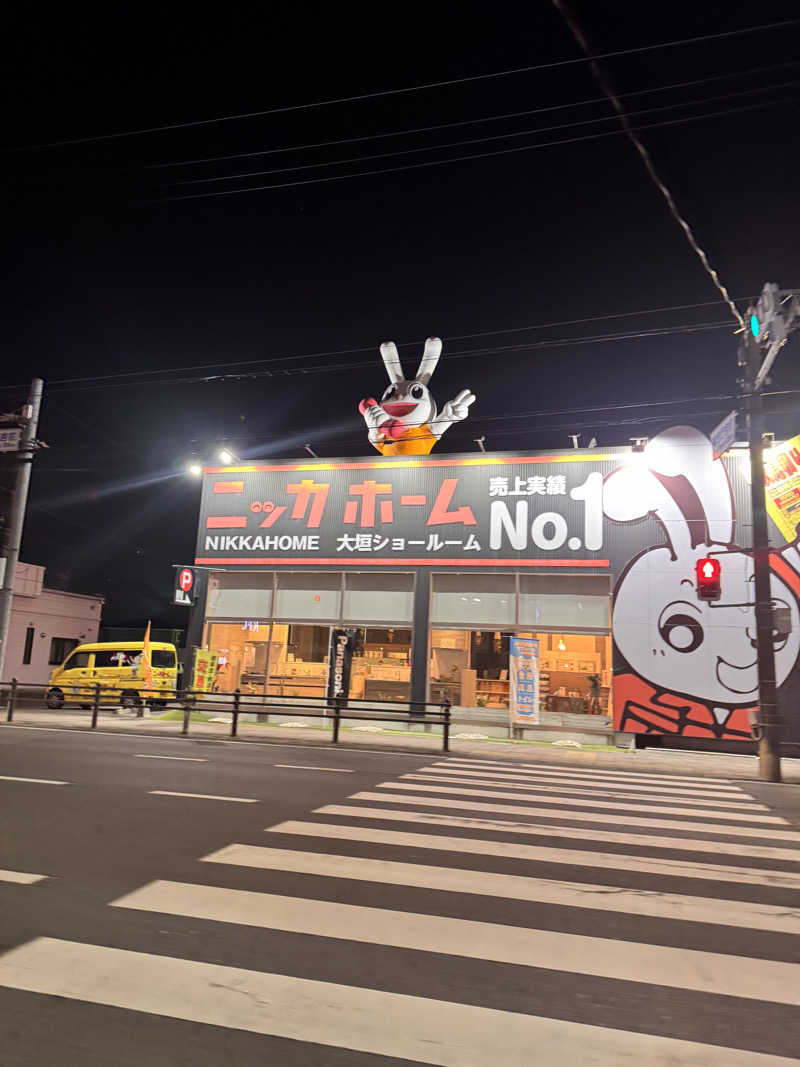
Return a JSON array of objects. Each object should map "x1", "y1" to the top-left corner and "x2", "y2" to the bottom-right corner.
[
  {"x1": 4, "y1": 563, "x2": 104, "y2": 684},
  {"x1": 190, "y1": 426, "x2": 800, "y2": 742}
]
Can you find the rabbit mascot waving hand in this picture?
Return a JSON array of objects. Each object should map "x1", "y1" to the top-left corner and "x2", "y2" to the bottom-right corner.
[{"x1": 359, "y1": 337, "x2": 475, "y2": 456}]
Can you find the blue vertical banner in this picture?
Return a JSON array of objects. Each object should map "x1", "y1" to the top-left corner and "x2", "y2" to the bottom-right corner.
[{"x1": 509, "y1": 637, "x2": 540, "y2": 726}]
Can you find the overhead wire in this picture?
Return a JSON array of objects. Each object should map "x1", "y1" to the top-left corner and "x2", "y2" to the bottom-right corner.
[
  {"x1": 36, "y1": 319, "x2": 735, "y2": 395},
  {"x1": 26, "y1": 296, "x2": 752, "y2": 389},
  {"x1": 9, "y1": 18, "x2": 799, "y2": 152},
  {"x1": 149, "y1": 60, "x2": 800, "y2": 172},
  {"x1": 168, "y1": 81, "x2": 800, "y2": 188},
  {"x1": 154, "y1": 97, "x2": 796, "y2": 202},
  {"x1": 552, "y1": 0, "x2": 747, "y2": 331}
]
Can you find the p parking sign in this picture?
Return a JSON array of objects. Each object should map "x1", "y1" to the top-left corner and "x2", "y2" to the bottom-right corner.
[{"x1": 174, "y1": 566, "x2": 196, "y2": 606}]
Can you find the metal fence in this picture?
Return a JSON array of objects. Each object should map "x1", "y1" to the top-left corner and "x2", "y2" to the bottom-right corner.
[{"x1": 0, "y1": 679, "x2": 452, "y2": 752}]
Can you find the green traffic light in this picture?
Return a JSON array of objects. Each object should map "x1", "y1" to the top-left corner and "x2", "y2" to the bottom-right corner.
[{"x1": 750, "y1": 313, "x2": 760, "y2": 339}]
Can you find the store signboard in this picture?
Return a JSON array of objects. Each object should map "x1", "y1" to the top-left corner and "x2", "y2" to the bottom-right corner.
[
  {"x1": 509, "y1": 636, "x2": 540, "y2": 726},
  {"x1": 195, "y1": 453, "x2": 621, "y2": 568},
  {"x1": 192, "y1": 648, "x2": 218, "y2": 693},
  {"x1": 763, "y1": 433, "x2": 800, "y2": 543}
]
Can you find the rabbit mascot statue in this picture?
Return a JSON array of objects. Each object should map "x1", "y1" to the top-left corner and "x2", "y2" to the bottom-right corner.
[
  {"x1": 605, "y1": 425, "x2": 800, "y2": 739},
  {"x1": 358, "y1": 337, "x2": 475, "y2": 456}
]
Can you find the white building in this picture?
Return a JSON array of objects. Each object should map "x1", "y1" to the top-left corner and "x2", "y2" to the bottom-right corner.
[{"x1": 4, "y1": 563, "x2": 104, "y2": 684}]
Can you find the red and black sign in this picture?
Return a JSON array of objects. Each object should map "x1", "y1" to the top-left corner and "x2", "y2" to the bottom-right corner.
[
  {"x1": 174, "y1": 566, "x2": 196, "y2": 606},
  {"x1": 195, "y1": 453, "x2": 619, "y2": 569}
]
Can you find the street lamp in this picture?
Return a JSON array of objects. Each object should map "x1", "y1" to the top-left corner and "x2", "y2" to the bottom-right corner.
[
  {"x1": 218, "y1": 447, "x2": 237, "y2": 465},
  {"x1": 187, "y1": 462, "x2": 203, "y2": 477}
]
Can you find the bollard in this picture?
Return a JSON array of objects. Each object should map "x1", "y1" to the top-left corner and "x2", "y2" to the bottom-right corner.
[
  {"x1": 441, "y1": 699, "x2": 451, "y2": 752},
  {"x1": 332, "y1": 699, "x2": 341, "y2": 744},
  {"x1": 7, "y1": 678, "x2": 18, "y2": 723},
  {"x1": 231, "y1": 689, "x2": 240, "y2": 737},
  {"x1": 181, "y1": 690, "x2": 191, "y2": 736},
  {"x1": 91, "y1": 683, "x2": 100, "y2": 728}
]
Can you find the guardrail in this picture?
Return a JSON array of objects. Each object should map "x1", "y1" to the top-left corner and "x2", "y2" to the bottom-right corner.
[{"x1": 0, "y1": 679, "x2": 453, "y2": 752}]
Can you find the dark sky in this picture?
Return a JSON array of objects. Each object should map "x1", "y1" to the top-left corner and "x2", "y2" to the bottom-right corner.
[{"x1": 3, "y1": 1, "x2": 799, "y2": 626}]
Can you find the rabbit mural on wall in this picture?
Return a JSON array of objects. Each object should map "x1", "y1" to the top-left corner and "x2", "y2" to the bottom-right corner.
[
  {"x1": 605, "y1": 426, "x2": 800, "y2": 738},
  {"x1": 359, "y1": 337, "x2": 476, "y2": 456}
]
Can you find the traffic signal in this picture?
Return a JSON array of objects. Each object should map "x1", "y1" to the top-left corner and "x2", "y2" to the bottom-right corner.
[{"x1": 696, "y1": 556, "x2": 721, "y2": 601}]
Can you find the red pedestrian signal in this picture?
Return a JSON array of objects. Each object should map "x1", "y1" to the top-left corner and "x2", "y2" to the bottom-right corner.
[{"x1": 696, "y1": 557, "x2": 721, "y2": 601}]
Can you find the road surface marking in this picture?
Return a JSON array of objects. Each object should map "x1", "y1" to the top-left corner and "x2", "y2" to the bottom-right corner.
[
  {"x1": 376, "y1": 781, "x2": 787, "y2": 824},
  {"x1": 133, "y1": 754, "x2": 208, "y2": 762},
  {"x1": 402, "y1": 772, "x2": 766, "y2": 810},
  {"x1": 0, "y1": 870, "x2": 47, "y2": 885},
  {"x1": 112, "y1": 879, "x2": 800, "y2": 1006},
  {"x1": 201, "y1": 844, "x2": 800, "y2": 934},
  {"x1": 273, "y1": 764, "x2": 354, "y2": 773},
  {"x1": 265, "y1": 820, "x2": 800, "y2": 889},
  {"x1": 349, "y1": 791, "x2": 800, "y2": 841},
  {"x1": 440, "y1": 757, "x2": 734, "y2": 786},
  {"x1": 421, "y1": 765, "x2": 751, "y2": 799},
  {"x1": 0, "y1": 775, "x2": 68, "y2": 785},
  {"x1": 316, "y1": 804, "x2": 800, "y2": 862},
  {"x1": 0, "y1": 938, "x2": 790, "y2": 1066},
  {"x1": 149, "y1": 791, "x2": 257, "y2": 803}
]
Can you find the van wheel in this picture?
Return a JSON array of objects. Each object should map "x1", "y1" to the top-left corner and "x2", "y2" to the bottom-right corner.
[
  {"x1": 79, "y1": 704, "x2": 91, "y2": 710},
  {"x1": 120, "y1": 691, "x2": 140, "y2": 709},
  {"x1": 46, "y1": 688, "x2": 64, "y2": 709}
]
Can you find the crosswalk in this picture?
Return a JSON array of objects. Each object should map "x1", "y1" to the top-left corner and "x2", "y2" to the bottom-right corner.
[{"x1": 2, "y1": 754, "x2": 800, "y2": 1064}]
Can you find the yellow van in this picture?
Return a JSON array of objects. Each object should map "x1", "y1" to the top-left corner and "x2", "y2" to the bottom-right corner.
[{"x1": 46, "y1": 641, "x2": 178, "y2": 709}]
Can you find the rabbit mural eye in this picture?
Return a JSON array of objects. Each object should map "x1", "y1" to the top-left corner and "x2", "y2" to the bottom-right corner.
[
  {"x1": 658, "y1": 603, "x2": 704, "y2": 653},
  {"x1": 358, "y1": 336, "x2": 476, "y2": 456},
  {"x1": 605, "y1": 426, "x2": 800, "y2": 739}
]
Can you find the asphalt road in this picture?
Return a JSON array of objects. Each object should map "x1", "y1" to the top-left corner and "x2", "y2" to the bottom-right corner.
[{"x1": 1, "y1": 725, "x2": 800, "y2": 1065}]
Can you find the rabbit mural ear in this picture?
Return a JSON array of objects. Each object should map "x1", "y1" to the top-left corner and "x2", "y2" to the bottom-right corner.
[
  {"x1": 379, "y1": 341, "x2": 404, "y2": 384},
  {"x1": 604, "y1": 426, "x2": 734, "y2": 558},
  {"x1": 416, "y1": 336, "x2": 442, "y2": 385}
]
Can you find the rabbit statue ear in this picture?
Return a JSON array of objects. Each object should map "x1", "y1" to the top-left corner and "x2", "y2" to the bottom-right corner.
[
  {"x1": 379, "y1": 341, "x2": 404, "y2": 384},
  {"x1": 415, "y1": 336, "x2": 442, "y2": 385}
]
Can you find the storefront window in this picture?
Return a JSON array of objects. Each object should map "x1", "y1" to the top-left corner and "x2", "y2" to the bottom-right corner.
[
  {"x1": 267, "y1": 623, "x2": 330, "y2": 698},
  {"x1": 206, "y1": 621, "x2": 272, "y2": 694},
  {"x1": 343, "y1": 573, "x2": 413, "y2": 622},
  {"x1": 432, "y1": 573, "x2": 515, "y2": 626},
  {"x1": 350, "y1": 627, "x2": 412, "y2": 702},
  {"x1": 274, "y1": 573, "x2": 340, "y2": 620},
  {"x1": 207, "y1": 572, "x2": 273, "y2": 619},
  {"x1": 518, "y1": 574, "x2": 610, "y2": 629},
  {"x1": 430, "y1": 628, "x2": 612, "y2": 715}
]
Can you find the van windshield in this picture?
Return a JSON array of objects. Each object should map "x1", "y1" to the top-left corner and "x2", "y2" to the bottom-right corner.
[{"x1": 63, "y1": 651, "x2": 90, "y2": 669}]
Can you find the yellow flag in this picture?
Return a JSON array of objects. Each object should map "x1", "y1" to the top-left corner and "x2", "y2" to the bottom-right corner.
[{"x1": 142, "y1": 620, "x2": 154, "y2": 693}]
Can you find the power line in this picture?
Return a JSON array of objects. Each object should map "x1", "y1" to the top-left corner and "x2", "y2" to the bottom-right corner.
[
  {"x1": 9, "y1": 18, "x2": 799, "y2": 152},
  {"x1": 552, "y1": 0, "x2": 746, "y2": 331},
  {"x1": 33, "y1": 305, "x2": 746, "y2": 391},
  {"x1": 155, "y1": 97, "x2": 796, "y2": 202},
  {"x1": 169, "y1": 82, "x2": 799, "y2": 188},
  {"x1": 149, "y1": 61, "x2": 800, "y2": 173},
  {"x1": 40, "y1": 319, "x2": 735, "y2": 395}
]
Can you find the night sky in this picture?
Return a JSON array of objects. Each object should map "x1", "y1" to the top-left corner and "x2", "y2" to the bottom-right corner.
[{"x1": 3, "y1": 1, "x2": 799, "y2": 627}]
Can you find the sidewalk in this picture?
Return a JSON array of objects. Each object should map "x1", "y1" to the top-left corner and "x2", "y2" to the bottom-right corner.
[{"x1": 4, "y1": 706, "x2": 800, "y2": 784}]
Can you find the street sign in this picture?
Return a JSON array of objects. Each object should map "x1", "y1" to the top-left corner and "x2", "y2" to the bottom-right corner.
[
  {"x1": 711, "y1": 410, "x2": 737, "y2": 456},
  {"x1": 173, "y1": 566, "x2": 196, "y2": 606},
  {"x1": 0, "y1": 428, "x2": 21, "y2": 453}
]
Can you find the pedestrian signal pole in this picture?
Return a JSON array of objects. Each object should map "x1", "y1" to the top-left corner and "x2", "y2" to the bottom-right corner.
[{"x1": 739, "y1": 286, "x2": 800, "y2": 782}]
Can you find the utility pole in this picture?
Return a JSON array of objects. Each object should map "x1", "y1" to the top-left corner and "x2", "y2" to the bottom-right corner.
[
  {"x1": 0, "y1": 379, "x2": 44, "y2": 682},
  {"x1": 738, "y1": 287, "x2": 800, "y2": 782}
]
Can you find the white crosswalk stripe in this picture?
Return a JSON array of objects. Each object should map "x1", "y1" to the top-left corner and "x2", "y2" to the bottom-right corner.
[
  {"x1": 2, "y1": 755, "x2": 800, "y2": 1065},
  {"x1": 0, "y1": 937, "x2": 792, "y2": 1067},
  {"x1": 399, "y1": 771, "x2": 769, "y2": 810},
  {"x1": 350, "y1": 788, "x2": 800, "y2": 840}
]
